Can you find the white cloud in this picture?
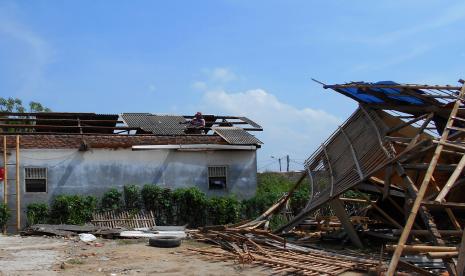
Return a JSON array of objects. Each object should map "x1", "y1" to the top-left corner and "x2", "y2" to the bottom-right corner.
[{"x1": 202, "y1": 89, "x2": 342, "y2": 171}]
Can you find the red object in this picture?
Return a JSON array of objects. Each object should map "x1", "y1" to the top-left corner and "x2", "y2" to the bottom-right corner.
[{"x1": 0, "y1": 167, "x2": 4, "y2": 181}]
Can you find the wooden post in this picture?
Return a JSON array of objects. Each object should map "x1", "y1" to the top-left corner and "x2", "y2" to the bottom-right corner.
[
  {"x1": 3, "y1": 136, "x2": 7, "y2": 205},
  {"x1": 15, "y1": 135, "x2": 20, "y2": 231},
  {"x1": 2, "y1": 136, "x2": 7, "y2": 234},
  {"x1": 329, "y1": 198, "x2": 363, "y2": 248}
]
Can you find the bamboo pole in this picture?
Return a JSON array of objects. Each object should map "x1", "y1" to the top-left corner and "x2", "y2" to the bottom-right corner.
[
  {"x1": 2, "y1": 136, "x2": 6, "y2": 234},
  {"x1": 16, "y1": 135, "x2": 20, "y2": 232},
  {"x1": 427, "y1": 252, "x2": 459, "y2": 259},
  {"x1": 386, "y1": 245, "x2": 458, "y2": 253},
  {"x1": 3, "y1": 136, "x2": 7, "y2": 205}
]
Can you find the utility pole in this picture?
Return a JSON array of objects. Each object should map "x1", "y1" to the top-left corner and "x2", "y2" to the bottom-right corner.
[
  {"x1": 286, "y1": 155, "x2": 290, "y2": 172},
  {"x1": 278, "y1": 158, "x2": 282, "y2": 172}
]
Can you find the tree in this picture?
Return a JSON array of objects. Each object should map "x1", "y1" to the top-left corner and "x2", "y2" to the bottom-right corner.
[{"x1": 0, "y1": 97, "x2": 51, "y2": 112}]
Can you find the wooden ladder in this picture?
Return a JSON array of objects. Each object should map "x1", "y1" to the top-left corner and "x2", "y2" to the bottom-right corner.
[
  {"x1": 387, "y1": 81, "x2": 465, "y2": 276},
  {"x1": 2, "y1": 135, "x2": 21, "y2": 233}
]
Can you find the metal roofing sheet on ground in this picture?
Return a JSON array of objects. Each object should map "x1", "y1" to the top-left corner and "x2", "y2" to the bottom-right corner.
[
  {"x1": 212, "y1": 127, "x2": 262, "y2": 145},
  {"x1": 121, "y1": 113, "x2": 187, "y2": 135}
]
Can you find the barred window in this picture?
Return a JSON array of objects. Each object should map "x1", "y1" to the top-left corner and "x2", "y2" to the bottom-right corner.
[
  {"x1": 25, "y1": 167, "x2": 47, "y2": 193},
  {"x1": 208, "y1": 166, "x2": 227, "y2": 190}
]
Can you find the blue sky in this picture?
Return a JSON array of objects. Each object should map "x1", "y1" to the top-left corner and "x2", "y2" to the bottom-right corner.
[{"x1": 1, "y1": 1, "x2": 465, "y2": 171}]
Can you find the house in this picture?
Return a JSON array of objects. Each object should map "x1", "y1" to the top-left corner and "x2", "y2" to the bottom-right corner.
[{"x1": 0, "y1": 112, "x2": 263, "y2": 228}]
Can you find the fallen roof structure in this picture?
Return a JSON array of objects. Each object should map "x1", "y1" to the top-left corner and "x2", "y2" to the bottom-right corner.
[{"x1": 276, "y1": 80, "x2": 465, "y2": 275}]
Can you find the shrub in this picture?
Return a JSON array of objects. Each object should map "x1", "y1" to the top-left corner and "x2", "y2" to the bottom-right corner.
[
  {"x1": 26, "y1": 202, "x2": 49, "y2": 225},
  {"x1": 243, "y1": 173, "x2": 292, "y2": 218},
  {"x1": 141, "y1": 185, "x2": 174, "y2": 225},
  {"x1": 290, "y1": 185, "x2": 310, "y2": 215},
  {"x1": 173, "y1": 187, "x2": 207, "y2": 227},
  {"x1": 0, "y1": 203, "x2": 10, "y2": 231},
  {"x1": 50, "y1": 195, "x2": 97, "y2": 225},
  {"x1": 243, "y1": 172, "x2": 311, "y2": 229},
  {"x1": 101, "y1": 188, "x2": 123, "y2": 211},
  {"x1": 123, "y1": 185, "x2": 142, "y2": 211},
  {"x1": 207, "y1": 196, "x2": 242, "y2": 225}
]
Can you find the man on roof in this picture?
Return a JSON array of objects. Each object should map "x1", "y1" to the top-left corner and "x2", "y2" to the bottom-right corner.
[{"x1": 182, "y1": 112, "x2": 206, "y2": 134}]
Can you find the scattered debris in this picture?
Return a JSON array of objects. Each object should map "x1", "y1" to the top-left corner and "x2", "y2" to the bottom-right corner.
[
  {"x1": 78, "y1": 233, "x2": 97, "y2": 242},
  {"x1": 21, "y1": 224, "x2": 123, "y2": 238},
  {"x1": 188, "y1": 223, "x2": 380, "y2": 275}
]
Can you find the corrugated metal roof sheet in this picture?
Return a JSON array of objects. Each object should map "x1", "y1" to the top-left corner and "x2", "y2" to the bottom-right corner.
[
  {"x1": 147, "y1": 115, "x2": 187, "y2": 135},
  {"x1": 212, "y1": 127, "x2": 262, "y2": 145},
  {"x1": 238, "y1": 116, "x2": 263, "y2": 130},
  {"x1": 121, "y1": 113, "x2": 187, "y2": 135}
]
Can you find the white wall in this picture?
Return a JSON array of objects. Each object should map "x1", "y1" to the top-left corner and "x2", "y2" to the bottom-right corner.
[{"x1": 1, "y1": 148, "x2": 257, "y2": 226}]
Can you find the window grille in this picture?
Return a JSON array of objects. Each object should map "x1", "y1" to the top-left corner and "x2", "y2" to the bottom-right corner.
[
  {"x1": 208, "y1": 166, "x2": 227, "y2": 190},
  {"x1": 25, "y1": 167, "x2": 47, "y2": 193}
]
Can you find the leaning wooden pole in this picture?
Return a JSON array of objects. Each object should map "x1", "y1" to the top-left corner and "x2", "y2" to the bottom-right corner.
[
  {"x1": 386, "y1": 82, "x2": 465, "y2": 275},
  {"x1": 15, "y1": 135, "x2": 20, "y2": 231}
]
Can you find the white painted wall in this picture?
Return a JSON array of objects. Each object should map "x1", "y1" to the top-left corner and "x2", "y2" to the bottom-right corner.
[{"x1": 0, "y1": 148, "x2": 257, "y2": 226}]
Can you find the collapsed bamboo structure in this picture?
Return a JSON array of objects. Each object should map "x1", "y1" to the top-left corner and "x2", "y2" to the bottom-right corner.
[{"x1": 275, "y1": 80, "x2": 465, "y2": 275}]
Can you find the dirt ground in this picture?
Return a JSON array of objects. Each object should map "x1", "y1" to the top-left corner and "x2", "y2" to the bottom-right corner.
[{"x1": 0, "y1": 235, "x2": 270, "y2": 276}]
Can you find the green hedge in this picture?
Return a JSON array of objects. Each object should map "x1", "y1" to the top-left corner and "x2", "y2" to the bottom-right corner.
[
  {"x1": 207, "y1": 196, "x2": 242, "y2": 225},
  {"x1": 49, "y1": 195, "x2": 97, "y2": 225},
  {"x1": 101, "y1": 188, "x2": 123, "y2": 211},
  {"x1": 26, "y1": 202, "x2": 49, "y2": 225},
  {"x1": 173, "y1": 187, "x2": 208, "y2": 227},
  {"x1": 25, "y1": 173, "x2": 309, "y2": 228},
  {"x1": 0, "y1": 202, "x2": 10, "y2": 231},
  {"x1": 123, "y1": 185, "x2": 142, "y2": 211},
  {"x1": 141, "y1": 185, "x2": 175, "y2": 225}
]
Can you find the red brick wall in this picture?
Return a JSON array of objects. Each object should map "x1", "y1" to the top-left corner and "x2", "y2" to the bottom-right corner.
[{"x1": 0, "y1": 134, "x2": 227, "y2": 149}]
